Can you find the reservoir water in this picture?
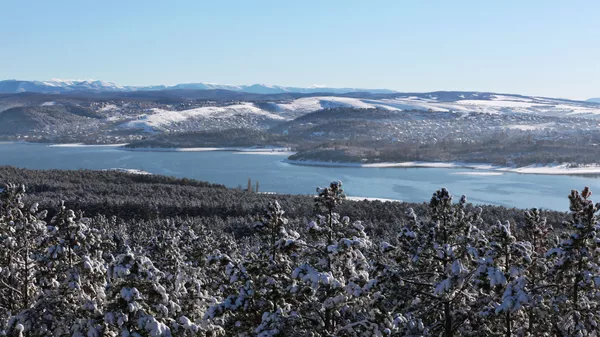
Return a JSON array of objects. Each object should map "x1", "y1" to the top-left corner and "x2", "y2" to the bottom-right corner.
[{"x1": 1, "y1": 142, "x2": 599, "y2": 211}]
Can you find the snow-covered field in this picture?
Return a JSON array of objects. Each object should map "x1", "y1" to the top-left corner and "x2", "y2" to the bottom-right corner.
[{"x1": 284, "y1": 159, "x2": 600, "y2": 175}]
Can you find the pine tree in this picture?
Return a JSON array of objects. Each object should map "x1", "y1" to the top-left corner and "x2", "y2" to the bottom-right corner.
[
  {"x1": 205, "y1": 201, "x2": 303, "y2": 335},
  {"x1": 546, "y1": 187, "x2": 600, "y2": 335},
  {"x1": 475, "y1": 220, "x2": 533, "y2": 336},
  {"x1": 104, "y1": 247, "x2": 176, "y2": 336},
  {"x1": 393, "y1": 188, "x2": 486, "y2": 337},
  {"x1": 24, "y1": 203, "x2": 107, "y2": 336},
  {"x1": 0, "y1": 184, "x2": 48, "y2": 335},
  {"x1": 292, "y1": 181, "x2": 383, "y2": 335},
  {"x1": 520, "y1": 208, "x2": 553, "y2": 335}
]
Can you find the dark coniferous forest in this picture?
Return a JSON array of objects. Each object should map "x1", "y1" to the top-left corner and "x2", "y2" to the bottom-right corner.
[{"x1": 0, "y1": 166, "x2": 598, "y2": 336}]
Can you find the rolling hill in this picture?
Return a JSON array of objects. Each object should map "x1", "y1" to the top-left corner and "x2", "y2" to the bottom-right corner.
[{"x1": 2, "y1": 88, "x2": 600, "y2": 146}]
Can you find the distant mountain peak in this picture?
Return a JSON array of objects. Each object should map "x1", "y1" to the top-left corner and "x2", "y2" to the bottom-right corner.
[{"x1": 0, "y1": 79, "x2": 398, "y2": 95}]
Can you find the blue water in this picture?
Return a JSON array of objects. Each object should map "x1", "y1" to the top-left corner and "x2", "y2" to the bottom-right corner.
[{"x1": 1, "y1": 142, "x2": 599, "y2": 211}]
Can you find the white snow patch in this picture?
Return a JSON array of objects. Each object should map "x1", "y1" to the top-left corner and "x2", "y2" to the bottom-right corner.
[
  {"x1": 452, "y1": 171, "x2": 504, "y2": 176},
  {"x1": 456, "y1": 99, "x2": 539, "y2": 108},
  {"x1": 41, "y1": 101, "x2": 56, "y2": 106},
  {"x1": 490, "y1": 95, "x2": 534, "y2": 102},
  {"x1": 47, "y1": 143, "x2": 128, "y2": 147},
  {"x1": 235, "y1": 151, "x2": 296, "y2": 155},
  {"x1": 346, "y1": 196, "x2": 402, "y2": 202},
  {"x1": 505, "y1": 123, "x2": 555, "y2": 131},
  {"x1": 99, "y1": 104, "x2": 118, "y2": 112},
  {"x1": 498, "y1": 164, "x2": 600, "y2": 175},
  {"x1": 104, "y1": 168, "x2": 152, "y2": 175}
]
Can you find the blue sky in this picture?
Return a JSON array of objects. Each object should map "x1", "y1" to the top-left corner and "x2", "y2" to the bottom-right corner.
[{"x1": 1, "y1": 0, "x2": 598, "y2": 99}]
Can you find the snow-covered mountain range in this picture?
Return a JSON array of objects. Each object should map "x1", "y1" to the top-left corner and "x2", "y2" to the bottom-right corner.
[
  {"x1": 0, "y1": 79, "x2": 127, "y2": 93},
  {"x1": 0, "y1": 79, "x2": 396, "y2": 95},
  {"x1": 2, "y1": 79, "x2": 597, "y2": 106}
]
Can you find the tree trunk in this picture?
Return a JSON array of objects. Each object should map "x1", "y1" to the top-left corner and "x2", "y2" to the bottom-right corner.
[
  {"x1": 506, "y1": 311, "x2": 511, "y2": 337},
  {"x1": 23, "y1": 246, "x2": 29, "y2": 309},
  {"x1": 505, "y1": 245, "x2": 511, "y2": 337},
  {"x1": 444, "y1": 301, "x2": 452, "y2": 337}
]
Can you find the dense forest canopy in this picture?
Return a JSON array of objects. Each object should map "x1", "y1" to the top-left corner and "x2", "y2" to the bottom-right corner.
[{"x1": 1, "y1": 167, "x2": 598, "y2": 336}]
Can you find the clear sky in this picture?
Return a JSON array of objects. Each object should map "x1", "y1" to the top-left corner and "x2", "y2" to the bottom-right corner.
[{"x1": 1, "y1": 0, "x2": 598, "y2": 99}]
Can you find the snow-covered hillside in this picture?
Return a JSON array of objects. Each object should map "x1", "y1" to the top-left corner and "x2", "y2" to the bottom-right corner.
[
  {"x1": 269, "y1": 93, "x2": 600, "y2": 118},
  {"x1": 1, "y1": 78, "x2": 598, "y2": 115},
  {"x1": 122, "y1": 97, "x2": 403, "y2": 132},
  {"x1": 271, "y1": 96, "x2": 400, "y2": 117},
  {"x1": 121, "y1": 93, "x2": 600, "y2": 133},
  {"x1": 268, "y1": 94, "x2": 600, "y2": 119},
  {"x1": 122, "y1": 98, "x2": 393, "y2": 132},
  {"x1": 364, "y1": 94, "x2": 600, "y2": 117},
  {"x1": 123, "y1": 103, "x2": 286, "y2": 132}
]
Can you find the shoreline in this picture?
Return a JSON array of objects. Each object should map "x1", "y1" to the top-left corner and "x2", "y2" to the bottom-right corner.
[
  {"x1": 283, "y1": 159, "x2": 600, "y2": 175},
  {"x1": 259, "y1": 192, "x2": 401, "y2": 203},
  {"x1": 0, "y1": 141, "x2": 131, "y2": 147},
  {"x1": 2, "y1": 142, "x2": 296, "y2": 154},
  {"x1": 47, "y1": 143, "x2": 129, "y2": 147},
  {"x1": 3, "y1": 141, "x2": 600, "y2": 175},
  {"x1": 121, "y1": 146, "x2": 293, "y2": 154},
  {"x1": 103, "y1": 168, "x2": 152, "y2": 175},
  {"x1": 3, "y1": 142, "x2": 294, "y2": 154}
]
